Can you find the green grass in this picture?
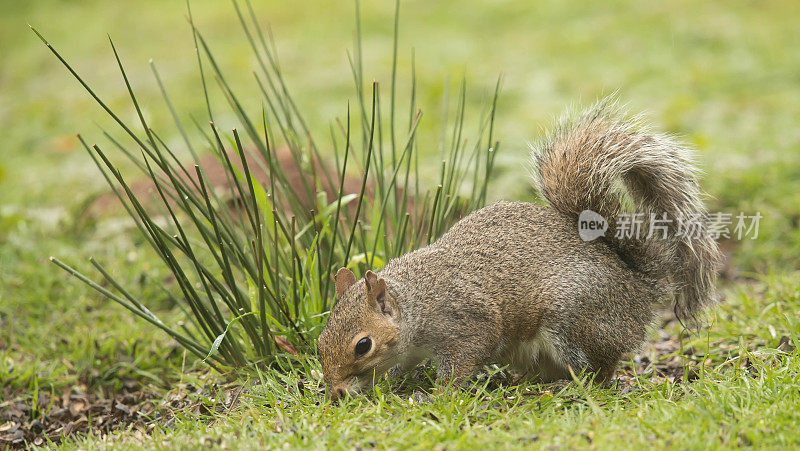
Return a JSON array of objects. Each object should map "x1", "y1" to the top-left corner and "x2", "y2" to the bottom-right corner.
[
  {"x1": 2, "y1": 0, "x2": 799, "y2": 448},
  {"x1": 59, "y1": 273, "x2": 800, "y2": 449}
]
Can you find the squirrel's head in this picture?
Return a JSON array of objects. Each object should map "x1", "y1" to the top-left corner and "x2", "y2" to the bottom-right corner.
[{"x1": 317, "y1": 268, "x2": 401, "y2": 402}]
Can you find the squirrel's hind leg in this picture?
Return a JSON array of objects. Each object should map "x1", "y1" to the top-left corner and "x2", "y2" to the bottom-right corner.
[
  {"x1": 546, "y1": 320, "x2": 630, "y2": 386},
  {"x1": 596, "y1": 360, "x2": 620, "y2": 387}
]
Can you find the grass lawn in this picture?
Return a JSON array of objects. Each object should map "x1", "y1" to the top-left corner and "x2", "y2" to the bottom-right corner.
[{"x1": 1, "y1": 0, "x2": 799, "y2": 448}]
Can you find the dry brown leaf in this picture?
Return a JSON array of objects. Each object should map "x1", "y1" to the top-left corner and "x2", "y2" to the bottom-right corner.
[
  {"x1": 275, "y1": 336, "x2": 299, "y2": 356},
  {"x1": 69, "y1": 399, "x2": 86, "y2": 418}
]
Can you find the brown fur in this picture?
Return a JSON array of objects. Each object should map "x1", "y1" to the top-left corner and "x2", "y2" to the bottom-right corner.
[{"x1": 317, "y1": 100, "x2": 721, "y2": 400}]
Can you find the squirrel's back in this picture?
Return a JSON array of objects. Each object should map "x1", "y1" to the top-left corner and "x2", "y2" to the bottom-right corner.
[{"x1": 382, "y1": 200, "x2": 663, "y2": 345}]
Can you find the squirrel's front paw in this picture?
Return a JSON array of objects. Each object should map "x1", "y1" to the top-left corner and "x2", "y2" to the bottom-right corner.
[
  {"x1": 389, "y1": 359, "x2": 426, "y2": 379},
  {"x1": 388, "y1": 364, "x2": 405, "y2": 379}
]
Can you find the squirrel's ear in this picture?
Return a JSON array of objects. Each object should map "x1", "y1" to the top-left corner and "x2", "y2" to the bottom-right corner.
[
  {"x1": 364, "y1": 270, "x2": 378, "y2": 289},
  {"x1": 363, "y1": 270, "x2": 381, "y2": 306},
  {"x1": 364, "y1": 271, "x2": 398, "y2": 321},
  {"x1": 333, "y1": 267, "x2": 356, "y2": 298}
]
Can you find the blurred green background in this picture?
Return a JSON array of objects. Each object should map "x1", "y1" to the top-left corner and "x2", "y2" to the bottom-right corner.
[
  {"x1": 1, "y1": 0, "x2": 799, "y2": 405},
  {"x1": 4, "y1": 0, "x2": 799, "y2": 214}
]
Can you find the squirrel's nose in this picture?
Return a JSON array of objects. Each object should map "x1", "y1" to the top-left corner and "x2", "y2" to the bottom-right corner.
[{"x1": 331, "y1": 387, "x2": 346, "y2": 402}]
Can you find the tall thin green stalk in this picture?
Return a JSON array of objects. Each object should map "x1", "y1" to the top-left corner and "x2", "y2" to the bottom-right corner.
[{"x1": 37, "y1": 1, "x2": 502, "y2": 370}]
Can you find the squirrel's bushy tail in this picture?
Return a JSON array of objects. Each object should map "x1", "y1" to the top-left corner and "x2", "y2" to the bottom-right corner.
[{"x1": 530, "y1": 97, "x2": 722, "y2": 322}]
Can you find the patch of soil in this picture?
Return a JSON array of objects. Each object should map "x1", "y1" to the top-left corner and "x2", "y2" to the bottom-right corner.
[
  {"x1": 0, "y1": 379, "x2": 245, "y2": 449},
  {"x1": 619, "y1": 328, "x2": 698, "y2": 384}
]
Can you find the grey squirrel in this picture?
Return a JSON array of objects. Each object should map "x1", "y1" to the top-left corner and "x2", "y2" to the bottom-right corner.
[{"x1": 317, "y1": 99, "x2": 721, "y2": 401}]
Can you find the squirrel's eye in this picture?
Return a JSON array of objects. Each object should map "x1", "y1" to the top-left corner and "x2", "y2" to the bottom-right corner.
[{"x1": 354, "y1": 337, "x2": 372, "y2": 358}]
